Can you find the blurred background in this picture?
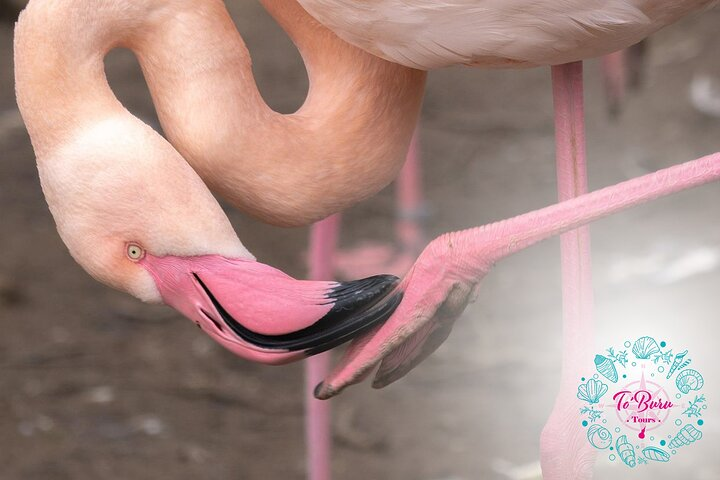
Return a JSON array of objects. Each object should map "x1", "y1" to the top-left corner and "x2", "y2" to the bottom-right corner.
[{"x1": 1, "y1": 1, "x2": 719, "y2": 479}]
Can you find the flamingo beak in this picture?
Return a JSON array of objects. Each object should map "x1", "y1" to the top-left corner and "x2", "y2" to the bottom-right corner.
[{"x1": 140, "y1": 254, "x2": 402, "y2": 364}]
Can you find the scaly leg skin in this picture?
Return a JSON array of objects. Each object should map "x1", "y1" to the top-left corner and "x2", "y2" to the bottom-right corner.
[
  {"x1": 314, "y1": 151, "x2": 720, "y2": 400},
  {"x1": 540, "y1": 62, "x2": 595, "y2": 480},
  {"x1": 333, "y1": 129, "x2": 425, "y2": 279},
  {"x1": 305, "y1": 214, "x2": 340, "y2": 480}
]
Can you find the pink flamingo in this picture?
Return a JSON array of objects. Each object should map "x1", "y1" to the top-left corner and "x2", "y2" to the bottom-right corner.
[
  {"x1": 14, "y1": 0, "x2": 417, "y2": 366},
  {"x1": 16, "y1": 3, "x2": 422, "y2": 480}
]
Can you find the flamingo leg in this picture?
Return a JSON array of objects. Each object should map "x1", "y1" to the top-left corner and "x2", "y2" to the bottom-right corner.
[
  {"x1": 539, "y1": 62, "x2": 596, "y2": 479},
  {"x1": 601, "y1": 51, "x2": 627, "y2": 117},
  {"x1": 601, "y1": 42, "x2": 648, "y2": 117},
  {"x1": 333, "y1": 128, "x2": 424, "y2": 279},
  {"x1": 396, "y1": 129, "x2": 425, "y2": 257},
  {"x1": 305, "y1": 214, "x2": 341, "y2": 480}
]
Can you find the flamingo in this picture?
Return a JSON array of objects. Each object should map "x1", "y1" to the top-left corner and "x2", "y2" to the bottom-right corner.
[
  {"x1": 14, "y1": 4, "x2": 424, "y2": 480},
  {"x1": 14, "y1": 0, "x2": 419, "y2": 366}
]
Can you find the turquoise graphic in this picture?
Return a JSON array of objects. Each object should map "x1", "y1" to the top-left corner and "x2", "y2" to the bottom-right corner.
[
  {"x1": 595, "y1": 355, "x2": 619, "y2": 382},
  {"x1": 577, "y1": 378, "x2": 608, "y2": 404},
  {"x1": 676, "y1": 369, "x2": 704, "y2": 394},
  {"x1": 669, "y1": 424, "x2": 702, "y2": 448},
  {"x1": 642, "y1": 447, "x2": 670, "y2": 462},
  {"x1": 632, "y1": 336, "x2": 660, "y2": 359},
  {"x1": 579, "y1": 406, "x2": 603, "y2": 422},
  {"x1": 615, "y1": 435, "x2": 636, "y2": 468},
  {"x1": 587, "y1": 424, "x2": 612, "y2": 449},
  {"x1": 666, "y1": 350, "x2": 690, "y2": 379},
  {"x1": 577, "y1": 335, "x2": 707, "y2": 469},
  {"x1": 653, "y1": 348, "x2": 674, "y2": 365},
  {"x1": 683, "y1": 395, "x2": 706, "y2": 418}
]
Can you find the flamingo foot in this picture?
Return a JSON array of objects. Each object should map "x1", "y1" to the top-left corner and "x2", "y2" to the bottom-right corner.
[
  {"x1": 315, "y1": 233, "x2": 486, "y2": 399},
  {"x1": 315, "y1": 152, "x2": 720, "y2": 399}
]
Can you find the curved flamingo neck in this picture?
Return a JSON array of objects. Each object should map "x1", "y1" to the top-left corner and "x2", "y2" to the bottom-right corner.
[
  {"x1": 14, "y1": 0, "x2": 264, "y2": 147},
  {"x1": 141, "y1": 0, "x2": 427, "y2": 226},
  {"x1": 14, "y1": 0, "x2": 144, "y2": 156},
  {"x1": 14, "y1": 0, "x2": 253, "y2": 300},
  {"x1": 16, "y1": 0, "x2": 426, "y2": 226}
]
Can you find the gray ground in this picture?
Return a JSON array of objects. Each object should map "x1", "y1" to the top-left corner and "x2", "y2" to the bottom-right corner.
[{"x1": 1, "y1": 2, "x2": 719, "y2": 479}]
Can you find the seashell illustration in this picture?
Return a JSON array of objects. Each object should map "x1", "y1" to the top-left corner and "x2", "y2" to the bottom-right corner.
[
  {"x1": 666, "y1": 350, "x2": 689, "y2": 379},
  {"x1": 595, "y1": 355, "x2": 618, "y2": 383},
  {"x1": 587, "y1": 425, "x2": 612, "y2": 450},
  {"x1": 642, "y1": 447, "x2": 670, "y2": 462},
  {"x1": 676, "y1": 369, "x2": 704, "y2": 394},
  {"x1": 632, "y1": 336, "x2": 660, "y2": 359},
  {"x1": 577, "y1": 378, "x2": 608, "y2": 404},
  {"x1": 615, "y1": 435, "x2": 636, "y2": 468},
  {"x1": 669, "y1": 424, "x2": 703, "y2": 448}
]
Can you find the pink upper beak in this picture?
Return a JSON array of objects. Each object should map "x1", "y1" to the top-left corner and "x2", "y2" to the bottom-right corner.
[{"x1": 140, "y1": 254, "x2": 401, "y2": 364}]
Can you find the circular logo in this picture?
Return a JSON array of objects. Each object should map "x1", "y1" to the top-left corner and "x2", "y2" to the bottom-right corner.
[{"x1": 577, "y1": 335, "x2": 707, "y2": 468}]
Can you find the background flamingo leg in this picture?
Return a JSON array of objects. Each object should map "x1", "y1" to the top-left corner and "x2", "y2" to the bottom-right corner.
[
  {"x1": 305, "y1": 214, "x2": 341, "y2": 480},
  {"x1": 601, "y1": 41, "x2": 647, "y2": 117},
  {"x1": 395, "y1": 129, "x2": 425, "y2": 263},
  {"x1": 539, "y1": 62, "x2": 597, "y2": 479},
  {"x1": 333, "y1": 128, "x2": 425, "y2": 279},
  {"x1": 601, "y1": 50, "x2": 627, "y2": 117}
]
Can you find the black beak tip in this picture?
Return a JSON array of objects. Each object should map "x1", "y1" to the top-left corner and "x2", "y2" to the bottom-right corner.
[
  {"x1": 301, "y1": 275, "x2": 403, "y2": 357},
  {"x1": 327, "y1": 274, "x2": 400, "y2": 313}
]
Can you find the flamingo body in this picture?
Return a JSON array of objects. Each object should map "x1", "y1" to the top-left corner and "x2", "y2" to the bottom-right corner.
[{"x1": 297, "y1": 0, "x2": 714, "y2": 69}]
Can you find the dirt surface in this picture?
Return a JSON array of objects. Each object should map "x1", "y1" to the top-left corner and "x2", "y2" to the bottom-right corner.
[{"x1": 2, "y1": 3, "x2": 720, "y2": 479}]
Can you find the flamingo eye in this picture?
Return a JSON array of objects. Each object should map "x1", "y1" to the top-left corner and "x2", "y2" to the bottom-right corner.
[{"x1": 126, "y1": 243, "x2": 145, "y2": 260}]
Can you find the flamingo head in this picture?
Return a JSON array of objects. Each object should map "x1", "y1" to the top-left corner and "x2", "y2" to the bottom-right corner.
[
  {"x1": 140, "y1": 254, "x2": 401, "y2": 363},
  {"x1": 36, "y1": 116, "x2": 400, "y2": 363}
]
